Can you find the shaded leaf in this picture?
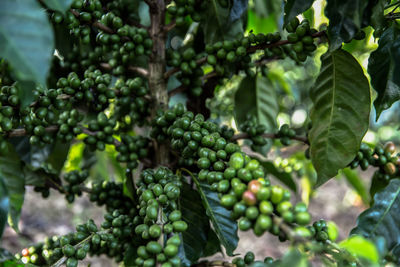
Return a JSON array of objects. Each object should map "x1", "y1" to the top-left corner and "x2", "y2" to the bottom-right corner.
[
  {"x1": 341, "y1": 168, "x2": 369, "y2": 204},
  {"x1": 0, "y1": 0, "x2": 54, "y2": 86},
  {"x1": 309, "y1": 49, "x2": 370, "y2": 186},
  {"x1": 352, "y1": 179, "x2": 400, "y2": 254},
  {"x1": 284, "y1": 0, "x2": 315, "y2": 26},
  {"x1": 0, "y1": 179, "x2": 9, "y2": 239},
  {"x1": 370, "y1": 0, "x2": 389, "y2": 37},
  {"x1": 325, "y1": 0, "x2": 368, "y2": 50},
  {"x1": 201, "y1": 229, "x2": 222, "y2": 257},
  {"x1": 0, "y1": 144, "x2": 25, "y2": 232},
  {"x1": 234, "y1": 75, "x2": 279, "y2": 141},
  {"x1": 369, "y1": 171, "x2": 389, "y2": 201},
  {"x1": 42, "y1": 0, "x2": 72, "y2": 13},
  {"x1": 230, "y1": 0, "x2": 248, "y2": 22},
  {"x1": 368, "y1": 26, "x2": 400, "y2": 119},
  {"x1": 179, "y1": 182, "x2": 210, "y2": 265},
  {"x1": 201, "y1": 0, "x2": 244, "y2": 43},
  {"x1": 197, "y1": 182, "x2": 238, "y2": 255},
  {"x1": 259, "y1": 161, "x2": 296, "y2": 192},
  {"x1": 46, "y1": 142, "x2": 70, "y2": 173}
]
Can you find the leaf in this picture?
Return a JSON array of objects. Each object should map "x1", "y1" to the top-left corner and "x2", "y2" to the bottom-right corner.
[
  {"x1": 42, "y1": 0, "x2": 72, "y2": 13},
  {"x1": 46, "y1": 142, "x2": 70, "y2": 173},
  {"x1": 325, "y1": 0, "x2": 369, "y2": 50},
  {"x1": 370, "y1": 0, "x2": 389, "y2": 37},
  {"x1": 284, "y1": 0, "x2": 315, "y2": 26},
  {"x1": 351, "y1": 179, "x2": 400, "y2": 254},
  {"x1": 196, "y1": 182, "x2": 238, "y2": 255},
  {"x1": 201, "y1": 0, "x2": 245, "y2": 43},
  {"x1": 341, "y1": 168, "x2": 369, "y2": 204},
  {"x1": 23, "y1": 165, "x2": 60, "y2": 188},
  {"x1": 230, "y1": 0, "x2": 248, "y2": 22},
  {"x1": 0, "y1": 144, "x2": 25, "y2": 232},
  {"x1": 179, "y1": 182, "x2": 210, "y2": 265},
  {"x1": 368, "y1": 26, "x2": 400, "y2": 119},
  {"x1": 0, "y1": 0, "x2": 54, "y2": 86},
  {"x1": 339, "y1": 236, "x2": 379, "y2": 263},
  {"x1": 259, "y1": 161, "x2": 297, "y2": 192},
  {"x1": 369, "y1": 171, "x2": 388, "y2": 201},
  {"x1": 201, "y1": 229, "x2": 222, "y2": 257},
  {"x1": 271, "y1": 248, "x2": 310, "y2": 267},
  {"x1": 234, "y1": 75, "x2": 279, "y2": 137},
  {"x1": 309, "y1": 49, "x2": 370, "y2": 186},
  {"x1": 0, "y1": 179, "x2": 9, "y2": 239}
]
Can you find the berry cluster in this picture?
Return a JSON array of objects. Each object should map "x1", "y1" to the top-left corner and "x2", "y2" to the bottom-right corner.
[
  {"x1": 239, "y1": 116, "x2": 268, "y2": 151},
  {"x1": 350, "y1": 142, "x2": 398, "y2": 181},
  {"x1": 167, "y1": 0, "x2": 205, "y2": 25},
  {"x1": 116, "y1": 134, "x2": 151, "y2": 169},
  {"x1": 233, "y1": 251, "x2": 275, "y2": 267},
  {"x1": 63, "y1": 170, "x2": 89, "y2": 203},
  {"x1": 308, "y1": 219, "x2": 330, "y2": 243},
  {"x1": 276, "y1": 124, "x2": 297, "y2": 146},
  {"x1": 151, "y1": 104, "x2": 312, "y2": 239}
]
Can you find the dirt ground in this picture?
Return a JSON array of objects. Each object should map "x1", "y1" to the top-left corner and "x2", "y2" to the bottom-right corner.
[{"x1": 1, "y1": 172, "x2": 368, "y2": 266}]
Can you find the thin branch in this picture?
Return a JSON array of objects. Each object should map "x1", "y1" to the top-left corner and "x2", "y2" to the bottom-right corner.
[
  {"x1": 163, "y1": 31, "x2": 326, "y2": 79},
  {"x1": 168, "y1": 84, "x2": 185, "y2": 97},
  {"x1": 201, "y1": 71, "x2": 217, "y2": 81},
  {"x1": 164, "y1": 20, "x2": 176, "y2": 32},
  {"x1": 6, "y1": 125, "x2": 59, "y2": 138},
  {"x1": 81, "y1": 127, "x2": 122, "y2": 146},
  {"x1": 128, "y1": 65, "x2": 150, "y2": 77},
  {"x1": 231, "y1": 132, "x2": 309, "y2": 144}
]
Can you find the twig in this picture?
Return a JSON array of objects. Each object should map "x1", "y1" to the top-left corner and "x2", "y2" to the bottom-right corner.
[
  {"x1": 6, "y1": 125, "x2": 59, "y2": 138},
  {"x1": 231, "y1": 132, "x2": 309, "y2": 144},
  {"x1": 164, "y1": 20, "x2": 176, "y2": 32},
  {"x1": 163, "y1": 31, "x2": 326, "y2": 79},
  {"x1": 168, "y1": 84, "x2": 186, "y2": 97},
  {"x1": 128, "y1": 65, "x2": 150, "y2": 77},
  {"x1": 81, "y1": 127, "x2": 122, "y2": 146}
]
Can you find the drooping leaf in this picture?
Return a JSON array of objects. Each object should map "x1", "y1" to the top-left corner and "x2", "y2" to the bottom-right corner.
[
  {"x1": 259, "y1": 161, "x2": 296, "y2": 192},
  {"x1": 42, "y1": 0, "x2": 73, "y2": 13},
  {"x1": 351, "y1": 179, "x2": 400, "y2": 254},
  {"x1": 23, "y1": 165, "x2": 60, "y2": 188},
  {"x1": 370, "y1": 0, "x2": 389, "y2": 37},
  {"x1": 339, "y1": 236, "x2": 379, "y2": 263},
  {"x1": 368, "y1": 26, "x2": 400, "y2": 119},
  {"x1": 234, "y1": 75, "x2": 279, "y2": 138},
  {"x1": 284, "y1": 0, "x2": 315, "y2": 26},
  {"x1": 325, "y1": 0, "x2": 369, "y2": 50},
  {"x1": 0, "y1": 179, "x2": 9, "y2": 239},
  {"x1": 46, "y1": 142, "x2": 70, "y2": 173},
  {"x1": 369, "y1": 171, "x2": 389, "y2": 201},
  {"x1": 309, "y1": 49, "x2": 370, "y2": 186},
  {"x1": 196, "y1": 182, "x2": 238, "y2": 256},
  {"x1": 201, "y1": 229, "x2": 222, "y2": 257},
  {"x1": 341, "y1": 168, "x2": 369, "y2": 204},
  {"x1": 0, "y1": 0, "x2": 54, "y2": 87},
  {"x1": 0, "y1": 144, "x2": 25, "y2": 232},
  {"x1": 179, "y1": 182, "x2": 210, "y2": 265},
  {"x1": 201, "y1": 0, "x2": 245, "y2": 43}
]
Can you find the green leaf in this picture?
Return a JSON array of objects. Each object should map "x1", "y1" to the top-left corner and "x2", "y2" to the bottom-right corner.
[
  {"x1": 197, "y1": 182, "x2": 238, "y2": 255},
  {"x1": 179, "y1": 182, "x2": 210, "y2": 265},
  {"x1": 201, "y1": 229, "x2": 222, "y2": 257},
  {"x1": 369, "y1": 171, "x2": 389, "y2": 201},
  {"x1": 46, "y1": 142, "x2": 70, "y2": 173},
  {"x1": 234, "y1": 75, "x2": 279, "y2": 137},
  {"x1": 309, "y1": 49, "x2": 370, "y2": 186},
  {"x1": 368, "y1": 26, "x2": 400, "y2": 119},
  {"x1": 325, "y1": 0, "x2": 368, "y2": 50},
  {"x1": 201, "y1": 0, "x2": 245, "y2": 43},
  {"x1": 284, "y1": 0, "x2": 315, "y2": 26},
  {"x1": 0, "y1": 144, "x2": 25, "y2": 232},
  {"x1": 341, "y1": 168, "x2": 369, "y2": 204},
  {"x1": 259, "y1": 161, "x2": 296, "y2": 192},
  {"x1": 370, "y1": 0, "x2": 389, "y2": 37},
  {"x1": 42, "y1": 0, "x2": 72, "y2": 13},
  {"x1": 351, "y1": 179, "x2": 400, "y2": 254},
  {"x1": 0, "y1": 179, "x2": 9, "y2": 240},
  {"x1": 271, "y1": 248, "x2": 310, "y2": 267},
  {"x1": 0, "y1": 0, "x2": 54, "y2": 86},
  {"x1": 339, "y1": 236, "x2": 379, "y2": 263},
  {"x1": 23, "y1": 165, "x2": 60, "y2": 188}
]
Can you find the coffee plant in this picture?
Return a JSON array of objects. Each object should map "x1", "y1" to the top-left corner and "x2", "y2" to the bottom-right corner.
[{"x1": 1, "y1": 0, "x2": 400, "y2": 266}]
